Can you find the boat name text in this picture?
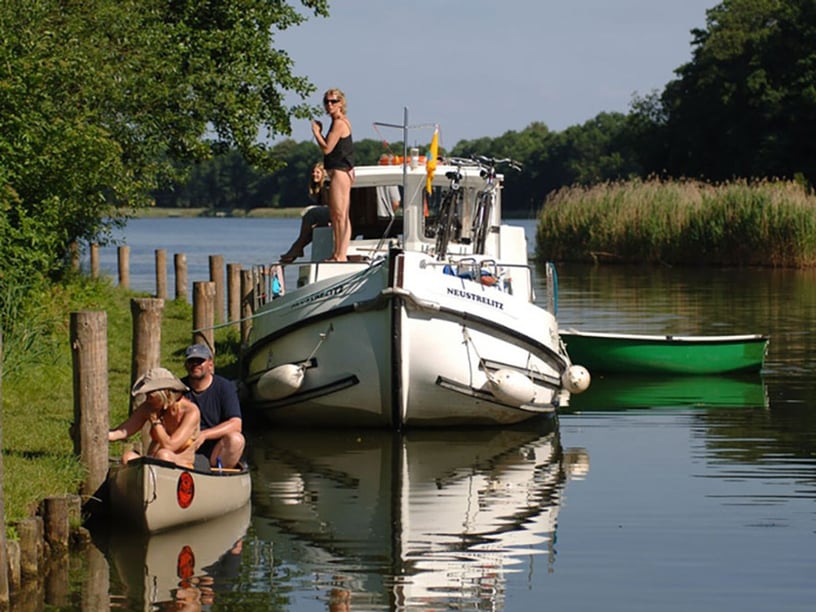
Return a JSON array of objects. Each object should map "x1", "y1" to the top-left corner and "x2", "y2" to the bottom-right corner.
[
  {"x1": 446, "y1": 288, "x2": 504, "y2": 310},
  {"x1": 292, "y1": 284, "x2": 345, "y2": 307}
]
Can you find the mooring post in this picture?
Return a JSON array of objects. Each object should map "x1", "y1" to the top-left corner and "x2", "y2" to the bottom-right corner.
[
  {"x1": 89, "y1": 243, "x2": 100, "y2": 279},
  {"x1": 130, "y1": 298, "x2": 164, "y2": 402},
  {"x1": 174, "y1": 253, "x2": 188, "y2": 302},
  {"x1": 209, "y1": 254, "x2": 225, "y2": 325},
  {"x1": 69, "y1": 241, "x2": 80, "y2": 272},
  {"x1": 227, "y1": 263, "x2": 241, "y2": 327},
  {"x1": 193, "y1": 281, "x2": 216, "y2": 350},
  {"x1": 69, "y1": 311, "x2": 109, "y2": 511},
  {"x1": 155, "y1": 248, "x2": 167, "y2": 300},
  {"x1": 240, "y1": 269, "x2": 254, "y2": 345},
  {"x1": 117, "y1": 245, "x2": 130, "y2": 289}
]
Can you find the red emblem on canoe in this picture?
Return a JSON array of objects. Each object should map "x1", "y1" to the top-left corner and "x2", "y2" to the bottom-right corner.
[{"x1": 177, "y1": 471, "x2": 195, "y2": 508}]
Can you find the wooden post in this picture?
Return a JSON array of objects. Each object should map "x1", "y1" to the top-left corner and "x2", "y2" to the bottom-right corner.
[
  {"x1": 17, "y1": 517, "x2": 43, "y2": 581},
  {"x1": 117, "y1": 245, "x2": 130, "y2": 289},
  {"x1": 240, "y1": 269, "x2": 253, "y2": 345},
  {"x1": 0, "y1": 332, "x2": 8, "y2": 607},
  {"x1": 174, "y1": 253, "x2": 188, "y2": 302},
  {"x1": 193, "y1": 281, "x2": 215, "y2": 349},
  {"x1": 89, "y1": 243, "x2": 100, "y2": 279},
  {"x1": 70, "y1": 311, "x2": 109, "y2": 505},
  {"x1": 155, "y1": 249, "x2": 167, "y2": 300},
  {"x1": 69, "y1": 241, "x2": 80, "y2": 272},
  {"x1": 43, "y1": 496, "x2": 71, "y2": 556},
  {"x1": 130, "y1": 298, "x2": 164, "y2": 398},
  {"x1": 209, "y1": 254, "x2": 225, "y2": 324},
  {"x1": 227, "y1": 263, "x2": 241, "y2": 327}
]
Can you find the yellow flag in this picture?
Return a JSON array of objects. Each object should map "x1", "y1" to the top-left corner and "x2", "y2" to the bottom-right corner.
[{"x1": 425, "y1": 127, "x2": 439, "y2": 194}]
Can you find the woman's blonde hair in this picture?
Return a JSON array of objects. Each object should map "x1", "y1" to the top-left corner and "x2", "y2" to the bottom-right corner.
[
  {"x1": 148, "y1": 388, "x2": 184, "y2": 409},
  {"x1": 323, "y1": 88, "x2": 347, "y2": 114},
  {"x1": 308, "y1": 162, "x2": 327, "y2": 200}
]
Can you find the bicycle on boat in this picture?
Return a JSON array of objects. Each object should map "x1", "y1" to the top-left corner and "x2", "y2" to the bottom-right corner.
[{"x1": 470, "y1": 155, "x2": 522, "y2": 254}]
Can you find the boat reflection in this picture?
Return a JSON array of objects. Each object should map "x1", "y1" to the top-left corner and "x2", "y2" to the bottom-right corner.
[
  {"x1": 563, "y1": 373, "x2": 768, "y2": 412},
  {"x1": 97, "y1": 502, "x2": 250, "y2": 611},
  {"x1": 250, "y1": 422, "x2": 588, "y2": 610}
]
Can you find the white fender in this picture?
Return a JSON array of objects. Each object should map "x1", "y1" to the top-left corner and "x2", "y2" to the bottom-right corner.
[
  {"x1": 256, "y1": 364, "x2": 305, "y2": 400},
  {"x1": 488, "y1": 369, "x2": 537, "y2": 406},
  {"x1": 562, "y1": 365, "x2": 591, "y2": 394}
]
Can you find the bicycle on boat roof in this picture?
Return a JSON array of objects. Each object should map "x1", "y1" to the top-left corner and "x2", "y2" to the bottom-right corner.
[
  {"x1": 470, "y1": 155, "x2": 522, "y2": 254},
  {"x1": 431, "y1": 156, "x2": 522, "y2": 260},
  {"x1": 432, "y1": 157, "x2": 468, "y2": 260}
]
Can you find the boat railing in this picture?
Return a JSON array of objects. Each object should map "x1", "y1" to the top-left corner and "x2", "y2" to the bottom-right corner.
[{"x1": 419, "y1": 257, "x2": 535, "y2": 302}]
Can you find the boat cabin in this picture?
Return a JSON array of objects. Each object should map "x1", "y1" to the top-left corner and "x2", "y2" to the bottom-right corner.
[{"x1": 312, "y1": 160, "x2": 522, "y2": 263}]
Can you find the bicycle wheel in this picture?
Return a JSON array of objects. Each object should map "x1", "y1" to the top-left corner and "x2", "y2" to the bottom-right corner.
[
  {"x1": 435, "y1": 190, "x2": 459, "y2": 260},
  {"x1": 471, "y1": 192, "x2": 492, "y2": 254}
]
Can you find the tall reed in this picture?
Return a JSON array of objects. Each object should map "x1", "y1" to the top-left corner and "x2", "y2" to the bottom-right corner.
[{"x1": 536, "y1": 178, "x2": 816, "y2": 267}]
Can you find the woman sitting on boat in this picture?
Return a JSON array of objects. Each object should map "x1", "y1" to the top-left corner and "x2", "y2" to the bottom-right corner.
[
  {"x1": 109, "y1": 367, "x2": 201, "y2": 469},
  {"x1": 280, "y1": 161, "x2": 331, "y2": 263}
]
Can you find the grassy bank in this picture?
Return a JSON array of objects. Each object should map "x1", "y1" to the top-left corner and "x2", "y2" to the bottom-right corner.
[
  {"x1": 536, "y1": 178, "x2": 816, "y2": 267},
  {"x1": 1, "y1": 275, "x2": 239, "y2": 533}
]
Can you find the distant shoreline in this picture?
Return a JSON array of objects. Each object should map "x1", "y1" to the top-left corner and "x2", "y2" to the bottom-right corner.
[
  {"x1": 117, "y1": 207, "x2": 535, "y2": 220},
  {"x1": 117, "y1": 207, "x2": 304, "y2": 219}
]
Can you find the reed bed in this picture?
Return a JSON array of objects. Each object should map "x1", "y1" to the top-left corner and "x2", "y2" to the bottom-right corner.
[{"x1": 536, "y1": 179, "x2": 816, "y2": 267}]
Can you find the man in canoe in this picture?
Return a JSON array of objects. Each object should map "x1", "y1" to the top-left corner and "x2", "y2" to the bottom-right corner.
[
  {"x1": 182, "y1": 344, "x2": 246, "y2": 469},
  {"x1": 109, "y1": 367, "x2": 201, "y2": 468}
]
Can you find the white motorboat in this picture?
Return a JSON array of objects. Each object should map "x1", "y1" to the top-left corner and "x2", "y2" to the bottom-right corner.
[{"x1": 242, "y1": 119, "x2": 589, "y2": 427}]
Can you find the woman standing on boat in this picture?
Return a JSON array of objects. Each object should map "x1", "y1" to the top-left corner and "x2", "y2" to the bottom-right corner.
[
  {"x1": 109, "y1": 367, "x2": 201, "y2": 469},
  {"x1": 312, "y1": 88, "x2": 354, "y2": 262}
]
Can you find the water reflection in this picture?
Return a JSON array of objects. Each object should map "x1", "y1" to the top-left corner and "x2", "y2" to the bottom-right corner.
[
  {"x1": 565, "y1": 373, "x2": 768, "y2": 412},
  {"x1": 250, "y1": 422, "x2": 587, "y2": 610},
  {"x1": 95, "y1": 503, "x2": 250, "y2": 610}
]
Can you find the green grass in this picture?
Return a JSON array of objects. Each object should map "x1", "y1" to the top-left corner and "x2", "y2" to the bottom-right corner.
[
  {"x1": 1, "y1": 273, "x2": 239, "y2": 534},
  {"x1": 536, "y1": 178, "x2": 816, "y2": 267}
]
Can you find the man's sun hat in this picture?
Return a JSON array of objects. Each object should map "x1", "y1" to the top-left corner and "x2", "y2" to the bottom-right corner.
[
  {"x1": 185, "y1": 344, "x2": 213, "y2": 361},
  {"x1": 131, "y1": 367, "x2": 189, "y2": 397}
]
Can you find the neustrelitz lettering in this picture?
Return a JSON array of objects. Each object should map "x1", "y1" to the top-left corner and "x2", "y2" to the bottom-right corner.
[
  {"x1": 446, "y1": 287, "x2": 504, "y2": 310},
  {"x1": 292, "y1": 284, "x2": 345, "y2": 307}
]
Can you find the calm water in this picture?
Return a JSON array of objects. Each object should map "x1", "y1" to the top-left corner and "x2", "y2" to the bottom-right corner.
[{"x1": 83, "y1": 219, "x2": 816, "y2": 611}]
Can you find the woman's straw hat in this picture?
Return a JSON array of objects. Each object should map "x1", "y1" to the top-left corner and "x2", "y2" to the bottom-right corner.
[{"x1": 131, "y1": 367, "x2": 189, "y2": 397}]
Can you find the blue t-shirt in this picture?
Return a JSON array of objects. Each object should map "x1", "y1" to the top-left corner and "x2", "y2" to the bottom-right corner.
[{"x1": 182, "y1": 374, "x2": 242, "y2": 431}]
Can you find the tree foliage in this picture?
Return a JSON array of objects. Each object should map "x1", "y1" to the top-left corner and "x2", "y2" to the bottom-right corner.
[
  {"x1": 634, "y1": 0, "x2": 816, "y2": 183},
  {"x1": 0, "y1": 0, "x2": 328, "y2": 289}
]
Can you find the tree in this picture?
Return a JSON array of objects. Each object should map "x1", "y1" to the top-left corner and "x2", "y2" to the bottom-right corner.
[
  {"x1": 647, "y1": 0, "x2": 816, "y2": 183},
  {"x1": 0, "y1": 0, "x2": 329, "y2": 289}
]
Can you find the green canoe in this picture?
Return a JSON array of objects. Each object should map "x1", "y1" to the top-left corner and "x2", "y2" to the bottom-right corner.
[{"x1": 561, "y1": 330, "x2": 768, "y2": 375}]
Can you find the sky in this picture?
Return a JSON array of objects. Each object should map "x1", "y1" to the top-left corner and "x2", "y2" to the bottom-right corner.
[{"x1": 273, "y1": 0, "x2": 719, "y2": 150}]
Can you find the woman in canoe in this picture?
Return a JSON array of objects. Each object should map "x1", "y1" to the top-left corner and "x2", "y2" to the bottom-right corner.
[{"x1": 109, "y1": 367, "x2": 201, "y2": 468}]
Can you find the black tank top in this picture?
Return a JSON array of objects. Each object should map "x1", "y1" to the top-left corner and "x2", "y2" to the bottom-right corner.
[{"x1": 324, "y1": 133, "x2": 354, "y2": 171}]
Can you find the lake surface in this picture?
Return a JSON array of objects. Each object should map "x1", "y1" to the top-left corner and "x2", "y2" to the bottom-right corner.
[{"x1": 85, "y1": 218, "x2": 815, "y2": 611}]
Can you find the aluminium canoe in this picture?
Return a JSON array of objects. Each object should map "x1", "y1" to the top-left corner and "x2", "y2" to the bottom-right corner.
[
  {"x1": 107, "y1": 456, "x2": 251, "y2": 533},
  {"x1": 560, "y1": 330, "x2": 768, "y2": 375}
]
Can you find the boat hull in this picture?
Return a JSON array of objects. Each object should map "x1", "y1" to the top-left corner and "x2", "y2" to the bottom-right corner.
[
  {"x1": 243, "y1": 252, "x2": 571, "y2": 428},
  {"x1": 107, "y1": 456, "x2": 251, "y2": 533},
  {"x1": 561, "y1": 331, "x2": 768, "y2": 375}
]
